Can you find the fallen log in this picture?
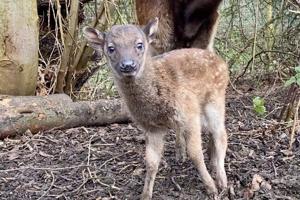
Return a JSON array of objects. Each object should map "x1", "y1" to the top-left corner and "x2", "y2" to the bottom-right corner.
[{"x1": 0, "y1": 94, "x2": 130, "y2": 139}]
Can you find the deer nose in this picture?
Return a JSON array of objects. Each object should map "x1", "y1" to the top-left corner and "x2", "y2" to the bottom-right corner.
[{"x1": 120, "y1": 59, "x2": 137, "y2": 73}]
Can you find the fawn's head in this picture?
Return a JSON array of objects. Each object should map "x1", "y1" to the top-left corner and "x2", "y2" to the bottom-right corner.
[{"x1": 83, "y1": 18, "x2": 158, "y2": 79}]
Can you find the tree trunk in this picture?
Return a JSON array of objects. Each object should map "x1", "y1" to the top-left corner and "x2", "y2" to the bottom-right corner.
[
  {"x1": 0, "y1": 0, "x2": 39, "y2": 95},
  {"x1": 55, "y1": 0, "x2": 80, "y2": 93},
  {"x1": 0, "y1": 95, "x2": 130, "y2": 139},
  {"x1": 65, "y1": 1, "x2": 114, "y2": 95}
]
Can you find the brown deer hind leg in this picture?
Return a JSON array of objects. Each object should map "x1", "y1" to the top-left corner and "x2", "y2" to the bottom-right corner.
[
  {"x1": 204, "y1": 100, "x2": 228, "y2": 190},
  {"x1": 183, "y1": 114, "x2": 218, "y2": 195}
]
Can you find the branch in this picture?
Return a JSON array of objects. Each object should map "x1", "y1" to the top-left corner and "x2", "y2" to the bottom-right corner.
[
  {"x1": 0, "y1": 94, "x2": 130, "y2": 139},
  {"x1": 234, "y1": 50, "x2": 300, "y2": 82},
  {"x1": 289, "y1": 93, "x2": 300, "y2": 150},
  {"x1": 55, "y1": 0, "x2": 79, "y2": 93}
]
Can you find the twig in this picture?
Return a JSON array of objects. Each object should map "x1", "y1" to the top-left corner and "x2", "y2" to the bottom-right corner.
[
  {"x1": 64, "y1": 2, "x2": 106, "y2": 94},
  {"x1": 234, "y1": 50, "x2": 300, "y2": 82},
  {"x1": 251, "y1": 0, "x2": 259, "y2": 72},
  {"x1": 171, "y1": 176, "x2": 182, "y2": 191},
  {"x1": 56, "y1": 0, "x2": 65, "y2": 45},
  {"x1": 67, "y1": 178, "x2": 89, "y2": 194},
  {"x1": 229, "y1": 79, "x2": 244, "y2": 95},
  {"x1": 98, "y1": 155, "x2": 121, "y2": 169},
  {"x1": 271, "y1": 160, "x2": 278, "y2": 177},
  {"x1": 72, "y1": 2, "x2": 105, "y2": 70},
  {"x1": 0, "y1": 164, "x2": 91, "y2": 173},
  {"x1": 87, "y1": 136, "x2": 92, "y2": 166},
  {"x1": 86, "y1": 130, "x2": 95, "y2": 180},
  {"x1": 95, "y1": 178, "x2": 121, "y2": 190},
  {"x1": 289, "y1": 98, "x2": 300, "y2": 150},
  {"x1": 289, "y1": 9, "x2": 300, "y2": 13},
  {"x1": 37, "y1": 171, "x2": 55, "y2": 200}
]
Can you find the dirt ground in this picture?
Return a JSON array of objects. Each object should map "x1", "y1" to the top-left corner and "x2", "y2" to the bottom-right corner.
[{"x1": 0, "y1": 84, "x2": 299, "y2": 200}]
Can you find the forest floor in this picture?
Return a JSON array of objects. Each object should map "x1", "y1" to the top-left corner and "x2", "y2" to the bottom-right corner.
[{"x1": 0, "y1": 82, "x2": 299, "y2": 200}]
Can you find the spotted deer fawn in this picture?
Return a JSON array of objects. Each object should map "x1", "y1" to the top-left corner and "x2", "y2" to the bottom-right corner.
[{"x1": 83, "y1": 18, "x2": 229, "y2": 200}]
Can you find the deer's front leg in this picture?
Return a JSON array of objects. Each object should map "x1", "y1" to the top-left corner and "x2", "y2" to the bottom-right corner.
[{"x1": 141, "y1": 131, "x2": 165, "y2": 200}]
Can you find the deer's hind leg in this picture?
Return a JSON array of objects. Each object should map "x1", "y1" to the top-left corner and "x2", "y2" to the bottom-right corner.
[
  {"x1": 204, "y1": 98, "x2": 228, "y2": 190},
  {"x1": 182, "y1": 112, "x2": 217, "y2": 194}
]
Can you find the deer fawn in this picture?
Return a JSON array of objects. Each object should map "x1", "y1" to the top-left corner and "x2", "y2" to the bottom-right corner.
[{"x1": 83, "y1": 18, "x2": 229, "y2": 200}]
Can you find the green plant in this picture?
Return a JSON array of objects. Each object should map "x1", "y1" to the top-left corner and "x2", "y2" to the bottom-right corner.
[
  {"x1": 253, "y1": 96, "x2": 266, "y2": 116},
  {"x1": 285, "y1": 66, "x2": 300, "y2": 87}
]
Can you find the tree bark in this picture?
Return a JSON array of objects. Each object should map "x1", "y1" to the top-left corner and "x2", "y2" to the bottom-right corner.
[
  {"x1": 0, "y1": 0, "x2": 39, "y2": 95},
  {"x1": 0, "y1": 95, "x2": 130, "y2": 139}
]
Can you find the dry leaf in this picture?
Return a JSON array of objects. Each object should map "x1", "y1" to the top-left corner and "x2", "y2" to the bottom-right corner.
[
  {"x1": 244, "y1": 174, "x2": 272, "y2": 199},
  {"x1": 251, "y1": 174, "x2": 263, "y2": 192},
  {"x1": 132, "y1": 168, "x2": 144, "y2": 176}
]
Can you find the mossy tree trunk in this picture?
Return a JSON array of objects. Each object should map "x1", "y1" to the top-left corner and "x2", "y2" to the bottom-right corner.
[{"x1": 0, "y1": 0, "x2": 39, "y2": 95}]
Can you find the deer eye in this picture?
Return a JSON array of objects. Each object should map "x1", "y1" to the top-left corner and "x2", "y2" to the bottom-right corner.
[
  {"x1": 107, "y1": 46, "x2": 115, "y2": 54},
  {"x1": 136, "y1": 42, "x2": 144, "y2": 51}
]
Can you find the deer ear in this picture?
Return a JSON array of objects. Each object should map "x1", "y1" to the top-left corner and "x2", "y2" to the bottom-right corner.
[
  {"x1": 143, "y1": 17, "x2": 159, "y2": 44},
  {"x1": 83, "y1": 27, "x2": 105, "y2": 51}
]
